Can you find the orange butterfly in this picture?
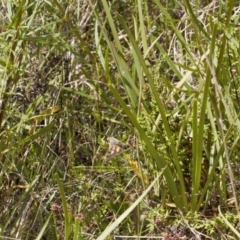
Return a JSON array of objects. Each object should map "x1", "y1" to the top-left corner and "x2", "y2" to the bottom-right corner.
[{"x1": 106, "y1": 137, "x2": 125, "y2": 159}]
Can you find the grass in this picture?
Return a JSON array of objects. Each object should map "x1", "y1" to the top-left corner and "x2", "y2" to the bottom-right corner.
[{"x1": 1, "y1": 0, "x2": 240, "y2": 239}]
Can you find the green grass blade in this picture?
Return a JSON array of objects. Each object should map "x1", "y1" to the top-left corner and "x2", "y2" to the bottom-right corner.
[
  {"x1": 109, "y1": 84, "x2": 184, "y2": 210},
  {"x1": 137, "y1": 0, "x2": 148, "y2": 54},
  {"x1": 191, "y1": 99, "x2": 200, "y2": 209},
  {"x1": 55, "y1": 173, "x2": 72, "y2": 240},
  {"x1": 97, "y1": 172, "x2": 162, "y2": 240},
  {"x1": 73, "y1": 217, "x2": 80, "y2": 240},
  {"x1": 118, "y1": 16, "x2": 187, "y2": 209},
  {"x1": 35, "y1": 215, "x2": 52, "y2": 240}
]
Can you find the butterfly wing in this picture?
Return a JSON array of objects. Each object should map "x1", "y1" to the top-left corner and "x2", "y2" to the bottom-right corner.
[{"x1": 106, "y1": 137, "x2": 124, "y2": 159}]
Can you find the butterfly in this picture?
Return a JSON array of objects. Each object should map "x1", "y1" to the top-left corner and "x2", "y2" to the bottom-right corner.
[{"x1": 106, "y1": 137, "x2": 125, "y2": 159}]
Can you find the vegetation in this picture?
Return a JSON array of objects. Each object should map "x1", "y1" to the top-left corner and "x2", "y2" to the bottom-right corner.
[{"x1": 0, "y1": 0, "x2": 240, "y2": 239}]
